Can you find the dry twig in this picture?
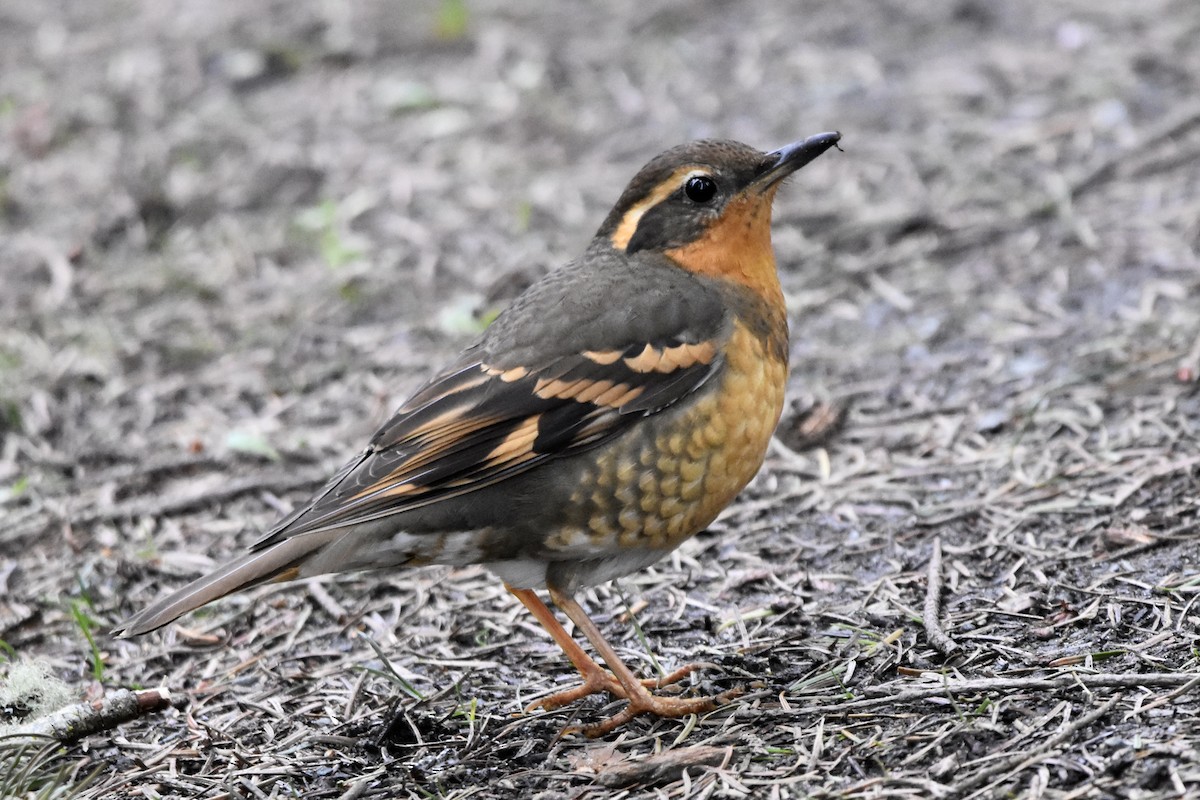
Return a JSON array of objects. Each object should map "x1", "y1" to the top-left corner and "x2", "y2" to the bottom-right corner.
[
  {"x1": 923, "y1": 537, "x2": 959, "y2": 656},
  {"x1": 3, "y1": 689, "x2": 175, "y2": 743}
]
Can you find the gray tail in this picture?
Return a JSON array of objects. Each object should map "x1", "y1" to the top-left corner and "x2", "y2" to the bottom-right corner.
[{"x1": 112, "y1": 530, "x2": 342, "y2": 637}]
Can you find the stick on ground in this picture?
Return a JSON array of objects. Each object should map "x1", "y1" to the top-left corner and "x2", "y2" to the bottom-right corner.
[
  {"x1": 923, "y1": 537, "x2": 960, "y2": 656},
  {"x1": 3, "y1": 688, "x2": 175, "y2": 744}
]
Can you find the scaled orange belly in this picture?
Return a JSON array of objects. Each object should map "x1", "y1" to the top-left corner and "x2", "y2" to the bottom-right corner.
[{"x1": 550, "y1": 319, "x2": 787, "y2": 553}]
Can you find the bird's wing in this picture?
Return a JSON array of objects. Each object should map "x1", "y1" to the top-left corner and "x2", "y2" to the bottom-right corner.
[
  {"x1": 112, "y1": 257, "x2": 732, "y2": 636},
  {"x1": 253, "y1": 258, "x2": 729, "y2": 548}
]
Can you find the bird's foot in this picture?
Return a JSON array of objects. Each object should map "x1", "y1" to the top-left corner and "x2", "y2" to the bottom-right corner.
[
  {"x1": 527, "y1": 661, "x2": 738, "y2": 737},
  {"x1": 572, "y1": 685, "x2": 740, "y2": 739},
  {"x1": 526, "y1": 662, "x2": 703, "y2": 713}
]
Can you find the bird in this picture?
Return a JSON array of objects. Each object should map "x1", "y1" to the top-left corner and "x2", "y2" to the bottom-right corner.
[{"x1": 114, "y1": 131, "x2": 842, "y2": 736}]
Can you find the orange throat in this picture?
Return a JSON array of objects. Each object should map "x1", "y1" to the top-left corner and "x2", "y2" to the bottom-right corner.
[{"x1": 663, "y1": 188, "x2": 786, "y2": 319}]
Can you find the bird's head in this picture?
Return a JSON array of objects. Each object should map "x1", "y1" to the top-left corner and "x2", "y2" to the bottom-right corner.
[{"x1": 596, "y1": 132, "x2": 840, "y2": 295}]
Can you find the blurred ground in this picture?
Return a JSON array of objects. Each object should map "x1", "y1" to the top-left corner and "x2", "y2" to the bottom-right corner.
[{"x1": 2, "y1": 0, "x2": 1200, "y2": 797}]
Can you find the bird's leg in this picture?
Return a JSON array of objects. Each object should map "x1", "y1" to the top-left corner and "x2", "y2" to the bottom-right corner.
[
  {"x1": 507, "y1": 585, "x2": 626, "y2": 710},
  {"x1": 506, "y1": 586, "x2": 709, "y2": 715},
  {"x1": 547, "y1": 585, "x2": 735, "y2": 738}
]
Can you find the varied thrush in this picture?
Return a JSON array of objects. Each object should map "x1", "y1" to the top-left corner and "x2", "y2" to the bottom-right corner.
[{"x1": 115, "y1": 132, "x2": 842, "y2": 736}]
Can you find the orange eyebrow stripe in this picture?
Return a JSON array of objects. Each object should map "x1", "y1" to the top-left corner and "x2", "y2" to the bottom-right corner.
[{"x1": 609, "y1": 166, "x2": 701, "y2": 251}]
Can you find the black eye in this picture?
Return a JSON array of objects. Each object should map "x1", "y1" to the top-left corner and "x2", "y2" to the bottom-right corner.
[{"x1": 684, "y1": 175, "x2": 718, "y2": 203}]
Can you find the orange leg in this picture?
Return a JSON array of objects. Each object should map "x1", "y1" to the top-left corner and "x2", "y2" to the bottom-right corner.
[
  {"x1": 506, "y1": 584, "x2": 734, "y2": 737},
  {"x1": 507, "y1": 585, "x2": 627, "y2": 709}
]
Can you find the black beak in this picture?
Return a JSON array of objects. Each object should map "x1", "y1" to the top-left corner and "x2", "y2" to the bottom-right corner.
[{"x1": 754, "y1": 131, "x2": 842, "y2": 189}]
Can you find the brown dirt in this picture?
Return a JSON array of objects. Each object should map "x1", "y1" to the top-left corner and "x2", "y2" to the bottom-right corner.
[{"x1": 2, "y1": 0, "x2": 1199, "y2": 797}]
